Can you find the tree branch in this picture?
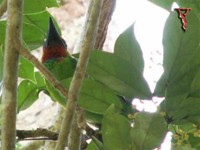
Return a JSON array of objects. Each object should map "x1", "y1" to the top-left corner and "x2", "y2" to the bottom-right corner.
[
  {"x1": 0, "y1": 0, "x2": 7, "y2": 18},
  {"x1": 18, "y1": 48, "x2": 68, "y2": 98},
  {"x1": 1, "y1": 0, "x2": 23, "y2": 149},
  {"x1": 55, "y1": 0, "x2": 103, "y2": 149},
  {"x1": 17, "y1": 128, "x2": 58, "y2": 141},
  {"x1": 94, "y1": 0, "x2": 116, "y2": 49},
  {"x1": 68, "y1": 113, "x2": 82, "y2": 150}
]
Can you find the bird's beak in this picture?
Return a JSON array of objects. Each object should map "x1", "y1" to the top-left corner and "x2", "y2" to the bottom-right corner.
[{"x1": 45, "y1": 17, "x2": 61, "y2": 46}]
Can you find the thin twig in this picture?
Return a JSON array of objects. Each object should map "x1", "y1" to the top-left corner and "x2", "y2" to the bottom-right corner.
[
  {"x1": 18, "y1": 48, "x2": 68, "y2": 97},
  {"x1": 1, "y1": 0, "x2": 23, "y2": 149},
  {"x1": 0, "y1": 0, "x2": 7, "y2": 18},
  {"x1": 55, "y1": 0, "x2": 103, "y2": 149},
  {"x1": 17, "y1": 128, "x2": 58, "y2": 141}
]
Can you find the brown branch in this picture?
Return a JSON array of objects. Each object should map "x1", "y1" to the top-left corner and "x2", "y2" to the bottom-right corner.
[
  {"x1": 55, "y1": 0, "x2": 103, "y2": 149},
  {"x1": 0, "y1": 0, "x2": 7, "y2": 18},
  {"x1": 18, "y1": 48, "x2": 68, "y2": 97},
  {"x1": 94, "y1": 0, "x2": 116, "y2": 50},
  {"x1": 17, "y1": 128, "x2": 58, "y2": 141}
]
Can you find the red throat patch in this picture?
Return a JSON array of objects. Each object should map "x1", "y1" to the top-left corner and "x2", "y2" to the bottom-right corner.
[{"x1": 42, "y1": 44, "x2": 67, "y2": 63}]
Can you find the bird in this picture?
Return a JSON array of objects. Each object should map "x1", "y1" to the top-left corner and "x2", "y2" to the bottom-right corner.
[
  {"x1": 42, "y1": 17, "x2": 77, "y2": 81},
  {"x1": 41, "y1": 17, "x2": 136, "y2": 118}
]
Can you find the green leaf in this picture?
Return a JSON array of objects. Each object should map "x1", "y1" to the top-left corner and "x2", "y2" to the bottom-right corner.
[
  {"x1": 19, "y1": 57, "x2": 35, "y2": 81},
  {"x1": 0, "y1": 21, "x2": 6, "y2": 46},
  {"x1": 87, "y1": 137, "x2": 105, "y2": 150},
  {"x1": 188, "y1": 133, "x2": 200, "y2": 149},
  {"x1": 46, "y1": 78, "x2": 123, "y2": 114},
  {"x1": 87, "y1": 51, "x2": 151, "y2": 99},
  {"x1": 102, "y1": 105, "x2": 132, "y2": 150},
  {"x1": 171, "y1": 146, "x2": 197, "y2": 150},
  {"x1": 78, "y1": 79, "x2": 123, "y2": 114},
  {"x1": 148, "y1": 0, "x2": 200, "y2": 12},
  {"x1": 24, "y1": 0, "x2": 58, "y2": 14},
  {"x1": 45, "y1": 79, "x2": 66, "y2": 105},
  {"x1": 0, "y1": 12, "x2": 60, "y2": 50},
  {"x1": 165, "y1": 96, "x2": 200, "y2": 124},
  {"x1": 87, "y1": 141, "x2": 100, "y2": 150},
  {"x1": 154, "y1": 11, "x2": 200, "y2": 97},
  {"x1": 114, "y1": 23, "x2": 144, "y2": 72},
  {"x1": 23, "y1": 11, "x2": 60, "y2": 50},
  {"x1": 131, "y1": 112, "x2": 167, "y2": 150},
  {"x1": 18, "y1": 72, "x2": 46, "y2": 112},
  {"x1": 0, "y1": 45, "x2": 3, "y2": 81},
  {"x1": 85, "y1": 111, "x2": 103, "y2": 124}
]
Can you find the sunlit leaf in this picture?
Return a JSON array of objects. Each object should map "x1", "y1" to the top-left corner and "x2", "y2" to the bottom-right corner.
[
  {"x1": 114, "y1": 23, "x2": 144, "y2": 72},
  {"x1": 87, "y1": 51, "x2": 151, "y2": 99}
]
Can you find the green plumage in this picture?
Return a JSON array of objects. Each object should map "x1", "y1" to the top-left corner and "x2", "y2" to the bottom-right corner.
[{"x1": 44, "y1": 56, "x2": 77, "y2": 81}]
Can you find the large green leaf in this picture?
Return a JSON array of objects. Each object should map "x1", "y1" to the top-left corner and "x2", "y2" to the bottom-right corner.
[
  {"x1": 114, "y1": 23, "x2": 144, "y2": 72},
  {"x1": 87, "y1": 51, "x2": 151, "y2": 99},
  {"x1": 154, "y1": 10, "x2": 200, "y2": 125},
  {"x1": 78, "y1": 79, "x2": 123, "y2": 114},
  {"x1": 19, "y1": 56, "x2": 35, "y2": 81},
  {"x1": 131, "y1": 112, "x2": 167, "y2": 150},
  {"x1": 102, "y1": 105, "x2": 132, "y2": 150},
  {"x1": 17, "y1": 72, "x2": 46, "y2": 112},
  {"x1": 46, "y1": 78, "x2": 123, "y2": 114},
  {"x1": 165, "y1": 96, "x2": 200, "y2": 124},
  {"x1": 154, "y1": 11, "x2": 200, "y2": 97}
]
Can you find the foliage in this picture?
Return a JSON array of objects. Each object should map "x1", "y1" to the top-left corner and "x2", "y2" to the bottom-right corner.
[{"x1": 1, "y1": 0, "x2": 200, "y2": 149}]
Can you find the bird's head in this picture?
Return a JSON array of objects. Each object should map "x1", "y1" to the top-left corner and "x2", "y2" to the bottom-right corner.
[{"x1": 42, "y1": 18, "x2": 68, "y2": 63}]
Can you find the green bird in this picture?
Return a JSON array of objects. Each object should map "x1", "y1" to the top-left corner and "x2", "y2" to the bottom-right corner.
[
  {"x1": 41, "y1": 17, "x2": 136, "y2": 119},
  {"x1": 42, "y1": 17, "x2": 77, "y2": 81}
]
